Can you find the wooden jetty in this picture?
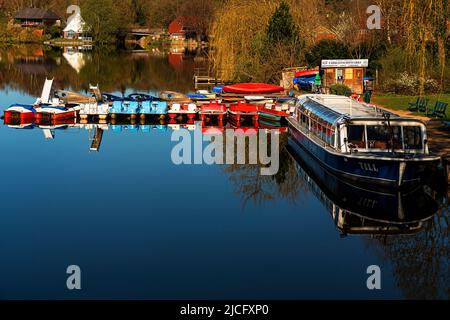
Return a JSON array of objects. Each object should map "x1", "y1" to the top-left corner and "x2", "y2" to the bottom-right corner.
[
  {"x1": 194, "y1": 75, "x2": 233, "y2": 88},
  {"x1": 193, "y1": 68, "x2": 233, "y2": 89},
  {"x1": 90, "y1": 127, "x2": 104, "y2": 152}
]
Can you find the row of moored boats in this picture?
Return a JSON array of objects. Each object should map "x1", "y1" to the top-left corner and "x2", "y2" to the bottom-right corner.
[{"x1": 3, "y1": 79, "x2": 295, "y2": 125}]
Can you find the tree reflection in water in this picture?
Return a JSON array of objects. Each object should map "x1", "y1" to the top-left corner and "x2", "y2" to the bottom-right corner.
[
  {"x1": 223, "y1": 132, "x2": 308, "y2": 208},
  {"x1": 0, "y1": 45, "x2": 206, "y2": 97},
  {"x1": 223, "y1": 132, "x2": 449, "y2": 299},
  {"x1": 369, "y1": 208, "x2": 449, "y2": 299}
]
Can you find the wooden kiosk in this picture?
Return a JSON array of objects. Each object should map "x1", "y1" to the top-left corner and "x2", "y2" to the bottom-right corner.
[{"x1": 321, "y1": 59, "x2": 368, "y2": 95}]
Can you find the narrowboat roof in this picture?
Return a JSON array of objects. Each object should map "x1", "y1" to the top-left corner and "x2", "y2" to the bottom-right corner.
[{"x1": 297, "y1": 94, "x2": 400, "y2": 124}]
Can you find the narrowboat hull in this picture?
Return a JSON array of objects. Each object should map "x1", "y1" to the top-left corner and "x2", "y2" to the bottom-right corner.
[
  {"x1": 287, "y1": 138, "x2": 439, "y2": 235},
  {"x1": 287, "y1": 117, "x2": 441, "y2": 189}
]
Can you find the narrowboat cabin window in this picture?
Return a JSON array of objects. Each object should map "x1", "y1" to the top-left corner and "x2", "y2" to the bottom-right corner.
[
  {"x1": 346, "y1": 124, "x2": 424, "y2": 152},
  {"x1": 403, "y1": 126, "x2": 423, "y2": 150},
  {"x1": 366, "y1": 125, "x2": 402, "y2": 150},
  {"x1": 347, "y1": 125, "x2": 366, "y2": 149}
]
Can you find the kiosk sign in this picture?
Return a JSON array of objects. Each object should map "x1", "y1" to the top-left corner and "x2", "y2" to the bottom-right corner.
[{"x1": 321, "y1": 59, "x2": 369, "y2": 68}]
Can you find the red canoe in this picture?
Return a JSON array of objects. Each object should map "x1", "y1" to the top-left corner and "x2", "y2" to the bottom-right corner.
[
  {"x1": 295, "y1": 70, "x2": 319, "y2": 78},
  {"x1": 222, "y1": 83, "x2": 284, "y2": 94}
]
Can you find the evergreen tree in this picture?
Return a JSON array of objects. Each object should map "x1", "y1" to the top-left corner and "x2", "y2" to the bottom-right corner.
[{"x1": 266, "y1": 1, "x2": 298, "y2": 44}]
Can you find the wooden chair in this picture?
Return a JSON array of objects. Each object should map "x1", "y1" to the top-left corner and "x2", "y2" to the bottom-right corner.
[
  {"x1": 418, "y1": 98, "x2": 429, "y2": 113},
  {"x1": 407, "y1": 97, "x2": 429, "y2": 112},
  {"x1": 426, "y1": 101, "x2": 448, "y2": 118},
  {"x1": 408, "y1": 97, "x2": 422, "y2": 111}
]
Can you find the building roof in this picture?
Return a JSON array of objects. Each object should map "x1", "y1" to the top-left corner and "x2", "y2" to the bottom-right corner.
[
  {"x1": 15, "y1": 7, "x2": 60, "y2": 20},
  {"x1": 168, "y1": 16, "x2": 199, "y2": 34}
]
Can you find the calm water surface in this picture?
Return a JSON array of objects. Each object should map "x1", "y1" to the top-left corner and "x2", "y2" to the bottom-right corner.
[{"x1": 0, "y1": 46, "x2": 448, "y2": 300}]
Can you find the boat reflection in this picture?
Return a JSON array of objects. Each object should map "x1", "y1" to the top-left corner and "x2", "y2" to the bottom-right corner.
[{"x1": 287, "y1": 137, "x2": 444, "y2": 236}]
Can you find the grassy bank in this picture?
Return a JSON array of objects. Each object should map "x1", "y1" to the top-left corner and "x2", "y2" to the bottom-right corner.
[{"x1": 372, "y1": 93, "x2": 450, "y2": 120}]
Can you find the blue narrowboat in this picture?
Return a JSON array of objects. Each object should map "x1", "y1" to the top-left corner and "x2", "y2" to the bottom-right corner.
[
  {"x1": 287, "y1": 137, "x2": 439, "y2": 235},
  {"x1": 287, "y1": 94, "x2": 441, "y2": 189}
]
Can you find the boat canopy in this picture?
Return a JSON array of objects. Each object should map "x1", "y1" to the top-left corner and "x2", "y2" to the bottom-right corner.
[
  {"x1": 297, "y1": 96, "x2": 342, "y2": 126},
  {"x1": 297, "y1": 95, "x2": 398, "y2": 125},
  {"x1": 9, "y1": 104, "x2": 35, "y2": 110}
]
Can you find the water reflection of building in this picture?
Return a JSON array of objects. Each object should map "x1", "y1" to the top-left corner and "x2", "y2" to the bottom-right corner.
[
  {"x1": 63, "y1": 47, "x2": 89, "y2": 73},
  {"x1": 168, "y1": 47, "x2": 200, "y2": 72},
  {"x1": 287, "y1": 137, "x2": 443, "y2": 236},
  {"x1": 14, "y1": 48, "x2": 57, "y2": 75}
]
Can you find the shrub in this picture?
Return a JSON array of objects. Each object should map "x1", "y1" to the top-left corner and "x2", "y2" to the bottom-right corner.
[
  {"x1": 424, "y1": 78, "x2": 440, "y2": 94},
  {"x1": 381, "y1": 72, "x2": 441, "y2": 95},
  {"x1": 330, "y1": 84, "x2": 352, "y2": 96},
  {"x1": 45, "y1": 25, "x2": 61, "y2": 39}
]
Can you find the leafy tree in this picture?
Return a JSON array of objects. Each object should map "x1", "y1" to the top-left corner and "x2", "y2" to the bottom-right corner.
[
  {"x1": 81, "y1": 0, "x2": 123, "y2": 44},
  {"x1": 305, "y1": 39, "x2": 350, "y2": 67}
]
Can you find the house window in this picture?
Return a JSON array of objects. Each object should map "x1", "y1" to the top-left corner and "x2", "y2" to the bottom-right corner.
[
  {"x1": 66, "y1": 31, "x2": 77, "y2": 39},
  {"x1": 345, "y1": 68, "x2": 353, "y2": 80}
]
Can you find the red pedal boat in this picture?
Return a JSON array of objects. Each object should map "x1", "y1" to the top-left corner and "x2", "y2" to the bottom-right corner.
[
  {"x1": 168, "y1": 103, "x2": 198, "y2": 120},
  {"x1": 258, "y1": 103, "x2": 294, "y2": 122},
  {"x1": 228, "y1": 101, "x2": 259, "y2": 122},
  {"x1": 199, "y1": 101, "x2": 227, "y2": 121},
  {"x1": 222, "y1": 83, "x2": 284, "y2": 94},
  {"x1": 3, "y1": 104, "x2": 36, "y2": 122},
  {"x1": 35, "y1": 104, "x2": 81, "y2": 121}
]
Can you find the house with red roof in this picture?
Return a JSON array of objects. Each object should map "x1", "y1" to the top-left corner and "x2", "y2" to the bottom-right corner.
[{"x1": 168, "y1": 17, "x2": 199, "y2": 40}]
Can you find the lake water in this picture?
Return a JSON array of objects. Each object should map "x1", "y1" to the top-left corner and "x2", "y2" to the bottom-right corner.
[{"x1": 0, "y1": 46, "x2": 448, "y2": 300}]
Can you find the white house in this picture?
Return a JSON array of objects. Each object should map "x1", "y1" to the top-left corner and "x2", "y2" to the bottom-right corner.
[{"x1": 63, "y1": 11, "x2": 90, "y2": 40}]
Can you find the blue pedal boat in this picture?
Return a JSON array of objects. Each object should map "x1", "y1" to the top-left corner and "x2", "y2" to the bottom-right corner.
[
  {"x1": 102, "y1": 93, "x2": 124, "y2": 103},
  {"x1": 109, "y1": 100, "x2": 139, "y2": 118},
  {"x1": 111, "y1": 124, "x2": 139, "y2": 133},
  {"x1": 139, "y1": 99, "x2": 168, "y2": 119},
  {"x1": 141, "y1": 124, "x2": 168, "y2": 133}
]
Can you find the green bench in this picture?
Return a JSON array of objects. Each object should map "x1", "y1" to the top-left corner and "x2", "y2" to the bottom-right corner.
[
  {"x1": 426, "y1": 101, "x2": 448, "y2": 118},
  {"x1": 407, "y1": 97, "x2": 429, "y2": 112}
]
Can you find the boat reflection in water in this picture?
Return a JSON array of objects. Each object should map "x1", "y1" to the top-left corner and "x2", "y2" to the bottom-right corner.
[{"x1": 287, "y1": 137, "x2": 443, "y2": 236}]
